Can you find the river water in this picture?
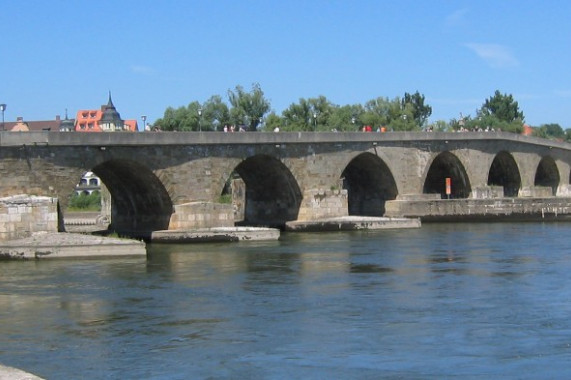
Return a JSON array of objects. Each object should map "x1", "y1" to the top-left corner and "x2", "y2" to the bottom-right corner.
[{"x1": 1, "y1": 222, "x2": 571, "y2": 379}]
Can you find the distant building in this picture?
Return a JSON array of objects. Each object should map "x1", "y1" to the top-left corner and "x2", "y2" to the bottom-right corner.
[
  {"x1": 4, "y1": 114, "x2": 74, "y2": 132},
  {"x1": 75, "y1": 93, "x2": 138, "y2": 132},
  {"x1": 75, "y1": 171, "x2": 101, "y2": 195},
  {"x1": 3, "y1": 92, "x2": 138, "y2": 133}
]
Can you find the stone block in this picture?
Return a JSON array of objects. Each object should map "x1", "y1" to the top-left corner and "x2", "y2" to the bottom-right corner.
[{"x1": 472, "y1": 186, "x2": 504, "y2": 199}]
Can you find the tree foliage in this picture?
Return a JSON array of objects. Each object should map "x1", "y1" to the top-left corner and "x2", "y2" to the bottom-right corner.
[
  {"x1": 155, "y1": 102, "x2": 202, "y2": 131},
  {"x1": 153, "y1": 86, "x2": 538, "y2": 135},
  {"x1": 402, "y1": 91, "x2": 432, "y2": 127},
  {"x1": 451, "y1": 90, "x2": 525, "y2": 133},
  {"x1": 154, "y1": 83, "x2": 269, "y2": 131},
  {"x1": 227, "y1": 83, "x2": 270, "y2": 131},
  {"x1": 480, "y1": 90, "x2": 524, "y2": 123},
  {"x1": 534, "y1": 123, "x2": 564, "y2": 140},
  {"x1": 202, "y1": 95, "x2": 230, "y2": 131},
  {"x1": 69, "y1": 192, "x2": 102, "y2": 211}
]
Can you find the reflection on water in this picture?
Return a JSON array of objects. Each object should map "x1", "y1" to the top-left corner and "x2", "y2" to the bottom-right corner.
[{"x1": 1, "y1": 223, "x2": 571, "y2": 378}]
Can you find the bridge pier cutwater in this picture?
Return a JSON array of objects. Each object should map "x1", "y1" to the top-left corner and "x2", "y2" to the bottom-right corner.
[{"x1": 0, "y1": 131, "x2": 570, "y2": 240}]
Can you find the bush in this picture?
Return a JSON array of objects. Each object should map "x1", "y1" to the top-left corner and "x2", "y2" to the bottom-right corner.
[
  {"x1": 69, "y1": 192, "x2": 102, "y2": 211},
  {"x1": 219, "y1": 193, "x2": 232, "y2": 204}
]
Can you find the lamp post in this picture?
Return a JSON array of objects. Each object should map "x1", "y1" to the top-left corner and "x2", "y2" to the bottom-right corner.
[
  {"x1": 141, "y1": 115, "x2": 147, "y2": 131},
  {"x1": 198, "y1": 107, "x2": 202, "y2": 132},
  {"x1": 0, "y1": 104, "x2": 6, "y2": 131},
  {"x1": 313, "y1": 112, "x2": 317, "y2": 131}
]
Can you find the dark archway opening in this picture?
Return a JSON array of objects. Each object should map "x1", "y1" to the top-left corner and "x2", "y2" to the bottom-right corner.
[
  {"x1": 534, "y1": 156, "x2": 559, "y2": 196},
  {"x1": 423, "y1": 152, "x2": 471, "y2": 199},
  {"x1": 487, "y1": 151, "x2": 521, "y2": 197},
  {"x1": 341, "y1": 152, "x2": 398, "y2": 216},
  {"x1": 231, "y1": 155, "x2": 302, "y2": 228},
  {"x1": 91, "y1": 159, "x2": 173, "y2": 238}
]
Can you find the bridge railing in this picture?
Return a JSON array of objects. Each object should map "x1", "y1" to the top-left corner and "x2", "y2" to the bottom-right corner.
[{"x1": 0, "y1": 131, "x2": 567, "y2": 150}]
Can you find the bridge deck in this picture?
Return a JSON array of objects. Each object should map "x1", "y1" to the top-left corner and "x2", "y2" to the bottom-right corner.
[{"x1": 0, "y1": 131, "x2": 566, "y2": 150}]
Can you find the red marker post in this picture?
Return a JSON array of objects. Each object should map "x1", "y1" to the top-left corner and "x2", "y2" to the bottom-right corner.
[{"x1": 445, "y1": 177, "x2": 451, "y2": 199}]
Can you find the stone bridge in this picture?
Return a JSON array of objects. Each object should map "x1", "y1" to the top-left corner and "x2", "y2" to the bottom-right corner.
[{"x1": 1, "y1": 131, "x2": 570, "y2": 237}]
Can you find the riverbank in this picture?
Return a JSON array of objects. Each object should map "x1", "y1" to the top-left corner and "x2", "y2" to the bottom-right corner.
[{"x1": 0, "y1": 232, "x2": 146, "y2": 260}]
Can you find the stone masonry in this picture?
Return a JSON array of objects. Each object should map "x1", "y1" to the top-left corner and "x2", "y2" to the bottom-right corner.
[
  {"x1": 0, "y1": 131, "x2": 570, "y2": 237},
  {"x1": 0, "y1": 195, "x2": 59, "y2": 241}
]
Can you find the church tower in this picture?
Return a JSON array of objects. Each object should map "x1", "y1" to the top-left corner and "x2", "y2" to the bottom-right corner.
[{"x1": 98, "y1": 92, "x2": 125, "y2": 131}]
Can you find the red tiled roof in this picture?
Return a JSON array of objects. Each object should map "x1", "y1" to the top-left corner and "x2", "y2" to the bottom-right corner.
[
  {"x1": 124, "y1": 120, "x2": 138, "y2": 132},
  {"x1": 3, "y1": 119, "x2": 67, "y2": 131}
]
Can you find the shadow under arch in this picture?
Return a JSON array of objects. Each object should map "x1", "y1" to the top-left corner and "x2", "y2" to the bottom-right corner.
[
  {"x1": 487, "y1": 151, "x2": 521, "y2": 197},
  {"x1": 92, "y1": 159, "x2": 173, "y2": 238},
  {"x1": 341, "y1": 152, "x2": 398, "y2": 216},
  {"x1": 233, "y1": 154, "x2": 302, "y2": 228},
  {"x1": 423, "y1": 152, "x2": 471, "y2": 199},
  {"x1": 535, "y1": 156, "x2": 560, "y2": 196}
]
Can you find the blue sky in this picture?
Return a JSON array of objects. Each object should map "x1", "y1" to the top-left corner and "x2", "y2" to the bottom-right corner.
[{"x1": 2, "y1": 0, "x2": 570, "y2": 128}]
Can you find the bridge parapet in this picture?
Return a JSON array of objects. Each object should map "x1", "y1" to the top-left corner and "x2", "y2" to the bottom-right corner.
[{"x1": 1, "y1": 131, "x2": 568, "y2": 150}]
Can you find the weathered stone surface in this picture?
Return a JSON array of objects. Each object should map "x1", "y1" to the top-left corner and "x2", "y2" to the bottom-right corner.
[
  {"x1": 151, "y1": 227, "x2": 280, "y2": 242},
  {"x1": 169, "y1": 202, "x2": 234, "y2": 230},
  {"x1": 0, "y1": 364, "x2": 44, "y2": 379},
  {"x1": 0, "y1": 195, "x2": 58, "y2": 241},
  {"x1": 385, "y1": 197, "x2": 571, "y2": 220},
  {"x1": 0, "y1": 131, "x2": 570, "y2": 236},
  {"x1": 285, "y1": 216, "x2": 421, "y2": 231},
  {"x1": 0, "y1": 232, "x2": 146, "y2": 260}
]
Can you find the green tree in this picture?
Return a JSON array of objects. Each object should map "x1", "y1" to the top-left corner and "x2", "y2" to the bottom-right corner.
[
  {"x1": 282, "y1": 98, "x2": 312, "y2": 131},
  {"x1": 389, "y1": 101, "x2": 417, "y2": 131},
  {"x1": 69, "y1": 192, "x2": 102, "y2": 211},
  {"x1": 202, "y1": 95, "x2": 230, "y2": 131},
  {"x1": 227, "y1": 83, "x2": 271, "y2": 131},
  {"x1": 402, "y1": 91, "x2": 432, "y2": 127},
  {"x1": 453, "y1": 91, "x2": 525, "y2": 133},
  {"x1": 362, "y1": 97, "x2": 392, "y2": 129},
  {"x1": 427, "y1": 120, "x2": 451, "y2": 132},
  {"x1": 481, "y1": 90, "x2": 524, "y2": 123},
  {"x1": 308, "y1": 95, "x2": 335, "y2": 131},
  {"x1": 329, "y1": 104, "x2": 364, "y2": 131},
  {"x1": 155, "y1": 101, "x2": 202, "y2": 131},
  {"x1": 156, "y1": 106, "x2": 177, "y2": 131},
  {"x1": 534, "y1": 123, "x2": 564, "y2": 139},
  {"x1": 281, "y1": 96, "x2": 336, "y2": 131},
  {"x1": 263, "y1": 112, "x2": 283, "y2": 131}
]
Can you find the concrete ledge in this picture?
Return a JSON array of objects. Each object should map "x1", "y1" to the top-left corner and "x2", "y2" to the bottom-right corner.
[
  {"x1": 151, "y1": 227, "x2": 280, "y2": 243},
  {"x1": 0, "y1": 364, "x2": 44, "y2": 379},
  {"x1": 385, "y1": 197, "x2": 571, "y2": 221},
  {"x1": 285, "y1": 216, "x2": 421, "y2": 232},
  {"x1": 0, "y1": 232, "x2": 146, "y2": 260}
]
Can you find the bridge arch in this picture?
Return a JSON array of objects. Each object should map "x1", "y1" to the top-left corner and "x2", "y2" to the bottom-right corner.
[
  {"x1": 232, "y1": 154, "x2": 302, "y2": 228},
  {"x1": 534, "y1": 156, "x2": 560, "y2": 195},
  {"x1": 487, "y1": 151, "x2": 521, "y2": 197},
  {"x1": 423, "y1": 152, "x2": 471, "y2": 198},
  {"x1": 341, "y1": 152, "x2": 398, "y2": 216},
  {"x1": 91, "y1": 159, "x2": 173, "y2": 236}
]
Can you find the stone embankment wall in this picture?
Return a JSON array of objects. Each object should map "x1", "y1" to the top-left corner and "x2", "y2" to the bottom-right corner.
[
  {"x1": 169, "y1": 202, "x2": 234, "y2": 230},
  {"x1": 385, "y1": 197, "x2": 571, "y2": 221},
  {"x1": 297, "y1": 188, "x2": 348, "y2": 220},
  {"x1": 0, "y1": 195, "x2": 58, "y2": 241}
]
